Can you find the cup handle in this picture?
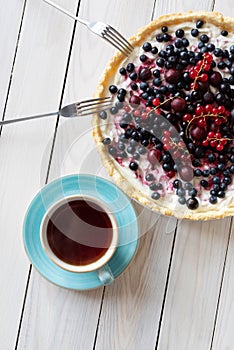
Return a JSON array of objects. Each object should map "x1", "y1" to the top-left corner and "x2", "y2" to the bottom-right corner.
[{"x1": 97, "y1": 263, "x2": 115, "y2": 286}]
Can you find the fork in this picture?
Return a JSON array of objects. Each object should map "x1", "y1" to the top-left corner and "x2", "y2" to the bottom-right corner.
[
  {"x1": 0, "y1": 97, "x2": 112, "y2": 125},
  {"x1": 42, "y1": 0, "x2": 134, "y2": 56}
]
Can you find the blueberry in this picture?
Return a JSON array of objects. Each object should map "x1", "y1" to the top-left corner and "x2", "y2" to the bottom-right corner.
[
  {"x1": 175, "y1": 29, "x2": 184, "y2": 38},
  {"x1": 177, "y1": 188, "x2": 186, "y2": 197},
  {"x1": 118, "y1": 88, "x2": 126, "y2": 96},
  {"x1": 156, "y1": 58, "x2": 165, "y2": 67},
  {"x1": 129, "y1": 72, "x2": 137, "y2": 80},
  {"x1": 186, "y1": 197, "x2": 199, "y2": 210},
  {"x1": 140, "y1": 82, "x2": 149, "y2": 91},
  {"x1": 209, "y1": 196, "x2": 217, "y2": 204},
  {"x1": 156, "y1": 33, "x2": 164, "y2": 42},
  {"x1": 184, "y1": 182, "x2": 193, "y2": 191},
  {"x1": 196, "y1": 20, "x2": 204, "y2": 28},
  {"x1": 103, "y1": 137, "x2": 111, "y2": 145},
  {"x1": 200, "y1": 34, "x2": 209, "y2": 43},
  {"x1": 221, "y1": 30, "x2": 228, "y2": 36},
  {"x1": 110, "y1": 106, "x2": 118, "y2": 115},
  {"x1": 188, "y1": 188, "x2": 198, "y2": 197},
  {"x1": 131, "y1": 83, "x2": 138, "y2": 91},
  {"x1": 194, "y1": 169, "x2": 202, "y2": 177},
  {"x1": 191, "y1": 28, "x2": 199, "y2": 37},
  {"x1": 133, "y1": 152, "x2": 140, "y2": 160},
  {"x1": 140, "y1": 54, "x2": 147, "y2": 62},
  {"x1": 129, "y1": 162, "x2": 138, "y2": 171},
  {"x1": 208, "y1": 153, "x2": 216, "y2": 163},
  {"x1": 126, "y1": 63, "x2": 135, "y2": 72},
  {"x1": 200, "y1": 179, "x2": 209, "y2": 188},
  {"x1": 108, "y1": 146, "x2": 117, "y2": 156},
  {"x1": 149, "y1": 183, "x2": 157, "y2": 191},
  {"x1": 223, "y1": 176, "x2": 232, "y2": 185},
  {"x1": 202, "y1": 169, "x2": 210, "y2": 177},
  {"x1": 153, "y1": 69, "x2": 160, "y2": 78},
  {"x1": 138, "y1": 146, "x2": 147, "y2": 155},
  {"x1": 212, "y1": 176, "x2": 221, "y2": 184},
  {"x1": 142, "y1": 42, "x2": 152, "y2": 52},
  {"x1": 217, "y1": 190, "x2": 225, "y2": 198},
  {"x1": 173, "y1": 179, "x2": 182, "y2": 188},
  {"x1": 161, "y1": 26, "x2": 168, "y2": 32},
  {"x1": 99, "y1": 110, "x2": 107, "y2": 120},
  {"x1": 151, "y1": 47, "x2": 158, "y2": 54},
  {"x1": 119, "y1": 67, "x2": 126, "y2": 75},
  {"x1": 146, "y1": 173, "x2": 155, "y2": 181},
  {"x1": 109, "y1": 85, "x2": 118, "y2": 94},
  {"x1": 182, "y1": 38, "x2": 189, "y2": 47},
  {"x1": 214, "y1": 48, "x2": 223, "y2": 57},
  {"x1": 151, "y1": 192, "x2": 160, "y2": 200},
  {"x1": 178, "y1": 197, "x2": 186, "y2": 205}
]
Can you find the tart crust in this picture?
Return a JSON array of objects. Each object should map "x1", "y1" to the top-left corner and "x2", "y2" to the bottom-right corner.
[{"x1": 92, "y1": 11, "x2": 234, "y2": 220}]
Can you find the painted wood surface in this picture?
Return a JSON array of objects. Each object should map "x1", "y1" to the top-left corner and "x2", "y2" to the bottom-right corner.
[
  {"x1": 0, "y1": 0, "x2": 78, "y2": 348},
  {"x1": 0, "y1": 0, "x2": 233, "y2": 349}
]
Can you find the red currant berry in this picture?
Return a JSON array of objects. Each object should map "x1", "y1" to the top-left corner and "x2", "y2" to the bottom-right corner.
[
  {"x1": 189, "y1": 70, "x2": 197, "y2": 79},
  {"x1": 216, "y1": 144, "x2": 224, "y2": 151},
  {"x1": 152, "y1": 98, "x2": 161, "y2": 106},
  {"x1": 163, "y1": 130, "x2": 171, "y2": 137},
  {"x1": 210, "y1": 140, "x2": 218, "y2": 147},
  {"x1": 214, "y1": 118, "x2": 222, "y2": 125},
  {"x1": 218, "y1": 105, "x2": 225, "y2": 114},
  {"x1": 183, "y1": 113, "x2": 192, "y2": 122},
  {"x1": 124, "y1": 105, "x2": 131, "y2": 112},
  {"x1": 195, "y1": 106, "x2": 204, "y2": 115},
  {"x1": 198, "y1": 118, "x2": 206, "y2": 127},
  {"x1": 202, "y1": 139, "x2": 209, "y2": 147},
  {"x1": 212, "y1": 107, "x2": 218, "y2": 115},
  {"x1": 208, "y1": 131, "x2": 215, "y2": 138},
  {"x1": 134, "y1": 109, "x2": 141, "y2": 117},
  {"x1": 205, "y1": 104, "x2": 213, "y2": 113},
  {"x1": 199, "y1": 73, "x2": 208, "y2": 82}
]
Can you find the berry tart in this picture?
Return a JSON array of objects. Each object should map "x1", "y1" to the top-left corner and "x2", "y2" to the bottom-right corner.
[{"x1": 92, "y1": 11, "x2": 234, "y2": 220}]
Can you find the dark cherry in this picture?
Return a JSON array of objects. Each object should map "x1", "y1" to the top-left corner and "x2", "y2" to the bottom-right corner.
[
  {"x1": 190, "y1": 126, "x2": 207, "y2": 141},
  {"x1": 138, "y1": 67, "x2": 152, "y2": 81},
  {"x1": 147, "y1": 149, "x2": 161, "y2": 165},
  {"x1": 129, "y1": 95, "x2": 141, "y2": 106},
  {"x1": 165, "y1": 69, "x2": 182, "y2": 83},
  {"x1": 179, "y1": 165, "x2": 194, "y2": 182},
  {"x1": 209, "y1": 71, "x2": 222, "y2": 86},
  {"x1": 171, "y1": 98, "x2": 187, "y2": 112}
]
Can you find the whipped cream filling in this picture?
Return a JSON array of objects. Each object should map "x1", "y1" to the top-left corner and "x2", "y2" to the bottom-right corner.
[{"x1": 99, "y1": 19, "x2": 234, "y2": 213}]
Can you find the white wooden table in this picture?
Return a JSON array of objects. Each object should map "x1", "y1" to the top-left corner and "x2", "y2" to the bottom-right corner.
[{"x1": 1, "y1": 0, "x2": 234, "y2": 349}]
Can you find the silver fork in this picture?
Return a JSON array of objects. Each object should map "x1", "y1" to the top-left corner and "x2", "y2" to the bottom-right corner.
[
  {"x1": 42, "y1": 0, "x2": 134, "y2": 56},
  {"x1": 0, "y1": 97, "x2": 112, "y2": 125}
]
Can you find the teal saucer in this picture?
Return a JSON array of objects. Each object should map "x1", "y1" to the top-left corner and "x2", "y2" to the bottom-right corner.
[{"x1": 23, "y1": 174, "x2": 139, "y2": 290}]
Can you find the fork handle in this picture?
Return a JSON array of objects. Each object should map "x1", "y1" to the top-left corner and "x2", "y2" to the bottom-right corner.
[
  {"x1": 42, "y1": 0, "x2": 89, "y2": 26},
  {"x1": 0, "y1": 112, "x2": 58, "y2": 125}
]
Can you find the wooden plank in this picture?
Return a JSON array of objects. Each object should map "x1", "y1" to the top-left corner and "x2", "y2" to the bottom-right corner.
[
  {"x1": 95, "y1": 214, "x2": 176, "y2": 350},
  {"x1": 18, "y1": 0, "x2": 162, "y2": 349},
  {"x1": 206, "y1": 2, "x2": 234, "y2": 349},
  {"x1": 151, "y1": 2, "x2": 233, "y2": 349},
  {"x1": 0, "y1": 0, "x2": 25, "y2": 118},
  {"x1": 0, "y1": 0, "x2": 78, "y2": 348},
  {"x1": 157, "y1": 219, "x2": 231, "y2": 349},
  {"x1": 211, "y1": 223, "x2": 234, "y2": 349}
]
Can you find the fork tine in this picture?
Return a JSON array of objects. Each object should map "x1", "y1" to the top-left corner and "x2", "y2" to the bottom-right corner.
[
  {"x1": 102, "y1": 35, "x2": 131, "y2": 56},
  {"x1": 77, "y1": 96, "x2": 111, "y2": 106},
  {"x1": 102, "y1": 26, "x2": 133, "y2": 56},
  {"x1": 78, "y1": 103, "x2": 113, "y2": 116},
  {"x1": 76, "y1": 98, "x2": 112, "y2": 111},
  {"x1": 103, "y1": 30, "x2": 133, "y2": 56},
  {"x1": 107, "y1": 26, "x2": 134, "y2": 51}
]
